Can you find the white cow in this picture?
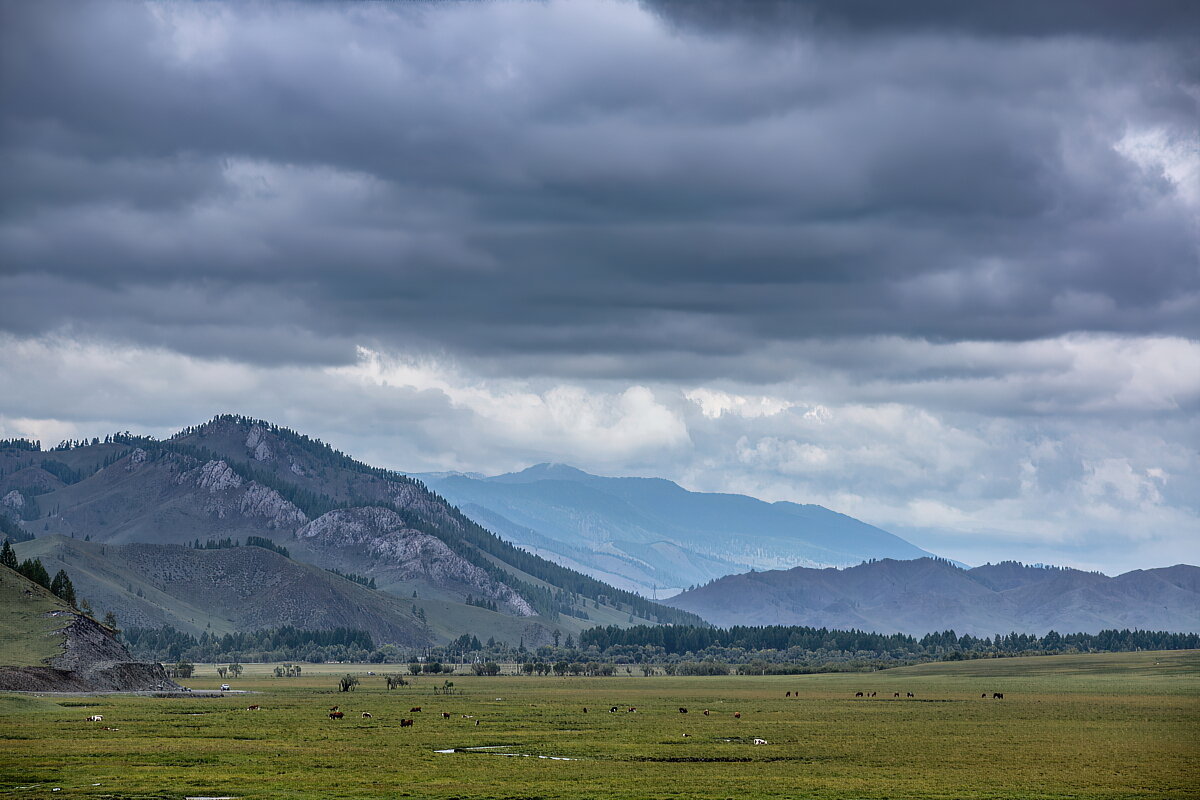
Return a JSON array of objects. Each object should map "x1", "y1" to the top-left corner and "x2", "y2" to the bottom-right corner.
[
  {"x1": 86, "y1": 715, "x2": 103, "y2": 722},
  {"x1": 753, "y1": 738, "x2": 768, "y2": 745}
]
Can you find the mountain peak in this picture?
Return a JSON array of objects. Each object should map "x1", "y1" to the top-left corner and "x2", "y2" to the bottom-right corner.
[{"x1": 489, "y1": 462, "x2": 595, "y2": 484}]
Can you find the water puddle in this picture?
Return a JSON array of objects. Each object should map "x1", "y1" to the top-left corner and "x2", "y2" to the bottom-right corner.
[{"x1": 435, "y1": 745, "x2": 577, "y2": 761}]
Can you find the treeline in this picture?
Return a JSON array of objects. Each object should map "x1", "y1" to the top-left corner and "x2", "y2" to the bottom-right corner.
[
  {"x1": 122, "y1": 625, "x2": 376, "y2": 663},
  {"x1": 580, "y1": 624, "x2": 1200, "y2": 660},
  {"x1": 326, "y1": 567, "x2": 376, "y2": 589}
]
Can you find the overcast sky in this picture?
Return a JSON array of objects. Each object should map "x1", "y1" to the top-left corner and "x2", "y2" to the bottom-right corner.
[{"x1": 2, "y1": 0, "x2": 1197, "y2": 573}]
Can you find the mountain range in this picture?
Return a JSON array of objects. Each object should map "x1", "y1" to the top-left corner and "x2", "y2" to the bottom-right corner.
[
  {"x1": 419, "y1": 463, "x2": 937, "y2": 597},
  {"x1": 663, "y1": 557, "x2": 1200, "y2": 636},
  {"x1": 0, "y1": 416, "x2": 702, "y2": 647}
]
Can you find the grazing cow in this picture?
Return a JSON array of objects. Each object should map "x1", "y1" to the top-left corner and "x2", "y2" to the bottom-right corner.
[
  {"x1": 981, "y1": 693, "x2": 988, "y2": 698},
  {"x1": 734, "y1": 712, "x2": 741, "y2": 719},
  {"x1": 247, "y1": 705, "x2": 261, "y2": 711},
  {"x1": 855, "y1": 692, "x2": 864, "y2": 697},
  {"x1": 628, "y1": 707, "x2": 637, "y2": 713},
  {"x1": 330, "y1": 705, "x2": 340, "y2": 712},
  {"x1": 610, "y1": 706, "x2": 618, "y2": 713},
  {"x1": 906, "y1": 692, "x2": 914, "y2": 698},
  {"x1": 462, "y1": 715, "x2": 474, "y2": 719},
  {"x1": 993, "y1": 693, "x2": 1004, "y2": 700},
  {"x1": 400, "y1": 719, "x2": 414, "y2": 727},
  {"x1": 583, "y1": 708, "x2": 588, "y2": 713},
  {"x1": 703, "y1": 709, "x2": 710, "y2": 716},
  {"x1": 682, "y1": 733, "x2": 690, "y2": 738},
  {"x1": 410, "y1": 706, "x2": 422, "y2": 713},
  {"x1": 86, "y1": 715, "x2": 103, "y2": 722},
  {"x1": 329, "y1": 711, "x2": 344, "y2": 720},
  {"x1": 785, "y1": 691, "x2": 791, "y2": 697},
  {"x1": 753, "y1": 738, "x2": 768, "y2": 745},
  {"x1": 362, "y1": 712, "x2": 372, "y2": 719},
  {"x1": 679, "y1": 707, "x2": 688, "y2": 714},
  {"x1": 870, "y1": 692, "x2": 877, "y2": 697},
  {"x1": 441, "y1": 712, "x2": 451, "y2": 719},
  {"x1": 475, "y1": 719, "x2": 480, "y2": 727}
]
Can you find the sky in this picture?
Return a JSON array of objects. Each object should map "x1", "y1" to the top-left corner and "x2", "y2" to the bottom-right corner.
[{"x1": 1, "y1": 0, "x2": 1197, "y2": 574}]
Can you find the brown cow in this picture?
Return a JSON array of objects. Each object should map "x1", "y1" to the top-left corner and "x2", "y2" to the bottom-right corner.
[
  {"x1": 628, "y1": 707, "x2": 636, "y2": 713},
  {"x1": 247, "y1": 705, "x2": 261, "y2": 711},
  {"x1": 733, "y1": 712, "x2": 741, "y2": 719},
  {"x1": 400, "y1": 718, "x2": 414, "y2": 727},
  {"x1": 362, "y1": 712, "x2": 372, "y2": 719},
  {"x1": 410, "y1": 706, "x2": 422, "y2": 712},
  {"x1": 329, "y1": 711, "x2": 344, "y2": 720}
]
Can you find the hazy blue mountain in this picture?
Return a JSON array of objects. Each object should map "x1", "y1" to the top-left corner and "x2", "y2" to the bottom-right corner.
[
  {"x1": 419, "y1": 463, "x2": 939, "y2": 597},
  {"x1": 662, "y1": 558, "x2": 1200, "y2": 635}
]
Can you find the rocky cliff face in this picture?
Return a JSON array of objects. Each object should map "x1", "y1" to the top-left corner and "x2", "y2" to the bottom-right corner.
[
  {"x1": 179, "y1": 459, "x2": 308, "y2": 529},
  {"x1": 298, "y1": 508, "x2": 536, "y2": 616}
]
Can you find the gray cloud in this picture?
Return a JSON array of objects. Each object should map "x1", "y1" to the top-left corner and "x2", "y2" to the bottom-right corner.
[{"x1": 2, "y1": 0, "x2": 1197, "y2": 376}]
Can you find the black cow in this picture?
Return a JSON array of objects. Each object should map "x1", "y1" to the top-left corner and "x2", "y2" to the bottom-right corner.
[
  {"x1": 855, "y1": 692, "x2": 864, "y2": 697},
  {"x1": 993, "y1": 693, "x2": 1004, "y2": 699}
]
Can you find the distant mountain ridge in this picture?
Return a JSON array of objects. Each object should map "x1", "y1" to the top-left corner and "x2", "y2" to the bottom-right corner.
[
  {"x1": 419, "y1": 463, "x2": 939, "y2": 597},
  {"x1": 663, "y1": 558, "x2": 1200, "y2": 636}
]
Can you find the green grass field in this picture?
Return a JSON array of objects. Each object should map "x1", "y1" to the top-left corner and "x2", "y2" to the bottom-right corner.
[
  {"x1": 1, "y1": 651, "x2": 1197, "y2": 799},
  {"x1": 0, "y1": 567, "x2": 70, "y2": 668}
]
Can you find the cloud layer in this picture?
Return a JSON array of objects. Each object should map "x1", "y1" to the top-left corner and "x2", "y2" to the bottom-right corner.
[{"x1": 1, "y1": 0, "x2": 1197, "y2": 573}]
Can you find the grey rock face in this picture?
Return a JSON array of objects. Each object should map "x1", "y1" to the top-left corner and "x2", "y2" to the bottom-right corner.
[{"x1": 298, "y1": 508, "x2": 535, "y2": 616}]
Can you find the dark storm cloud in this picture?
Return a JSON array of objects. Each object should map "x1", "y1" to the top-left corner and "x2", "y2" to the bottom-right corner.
[
  {"x1": 641, "y1": 0, "x2": 1200, "y2": 41},
  {"x1": 1, "y1": 0, "x2": 1197, "y2": 377}
]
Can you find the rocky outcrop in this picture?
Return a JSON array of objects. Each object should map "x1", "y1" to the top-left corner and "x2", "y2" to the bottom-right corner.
[
  {"x1": 298, "y1": 507, "x2": 535, "y2": 616},
  {"x1": 179, "y1": 460, "x2": 307, "y2": 528},
  {"x1": 0, "y1": 612, "x2": 178, "y2": 693},
  {"x1": 2, "y1": 489, "x2": 24, "y2": 511},
  {"x1": 245, "y1": 425, "x2": 275, "y2": 463}
]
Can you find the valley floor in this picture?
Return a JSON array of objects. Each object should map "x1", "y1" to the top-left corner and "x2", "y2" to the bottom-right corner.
[{"x1": 1, "y1": 650, "x2": 1197, "y2": 799}]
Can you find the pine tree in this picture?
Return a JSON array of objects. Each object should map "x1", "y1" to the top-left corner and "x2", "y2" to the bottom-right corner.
[
  {"x1": 50, "y1": 569, "x2": 77, "y2": 607},
  {"x1": 0, "y1": 539, "x2": 17, "y2": 570}
]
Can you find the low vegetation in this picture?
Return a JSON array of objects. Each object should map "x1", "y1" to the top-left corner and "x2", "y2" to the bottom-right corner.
[{"x1": 0, "y1": 650, "x2": 1195, "y2": 798}]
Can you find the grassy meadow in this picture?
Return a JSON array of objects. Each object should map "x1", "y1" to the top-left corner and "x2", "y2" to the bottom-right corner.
[{"x1": 1, "y1": 650, "x2": 1197, "y2": 799}]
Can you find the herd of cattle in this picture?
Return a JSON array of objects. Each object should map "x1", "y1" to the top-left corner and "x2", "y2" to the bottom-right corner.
[{"x1": 81, "y1": 690, "x2": 1012, "y2": 731}]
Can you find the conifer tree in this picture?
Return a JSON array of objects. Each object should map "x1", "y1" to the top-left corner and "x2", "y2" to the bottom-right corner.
[
  {"x1": 50, "y1": 569, "x2": 77, "y2": 607},
  {"x1": 0, "y1": 539, "x2": 17, "y2": 570}
]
